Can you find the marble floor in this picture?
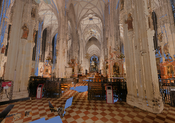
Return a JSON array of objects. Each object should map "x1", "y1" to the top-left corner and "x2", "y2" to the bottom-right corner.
[{"x1": 0, "y1": 83, "x2": 175, "y2": 123}]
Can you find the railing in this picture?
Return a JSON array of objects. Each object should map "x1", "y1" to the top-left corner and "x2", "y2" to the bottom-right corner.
[
  {"x1": 88, "y1": 78, "x2": 127, "y2": 101},
  {"x1": 159, "y1": 78, "x2": 175, "y2": 106},
  {"x1": 28, "y1": 77, "x2": 74, "y2": 98}
]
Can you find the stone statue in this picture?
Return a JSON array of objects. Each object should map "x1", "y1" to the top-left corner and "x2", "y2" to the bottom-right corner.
[
  {"x1": 33, "y1": 30, "x2": 36, "y2": 42},
  {"x1": 158, "y1": 33, "x2": 163, "y2": 42},
  {"x1": 120, "y1": 0, "x2": 124, "y2": 11},
  {"x1": 125, "y1": 13, "x2": 133, "y2": 31},
  {"x1": 148, "y1": 8, "x2": 154, "y2": 30},
  {"x1": 1, "y1": 45, "x2": 6, "y2": 54},
  {"x1": 31, "y1": 7, "x2": 36, "y2": 18},
  {"x1": 21, "y1": 24, "x2": 29, "y2": 39},
  {"x1": 163, "y1": 44, "x2": 169, "y2": 57}
]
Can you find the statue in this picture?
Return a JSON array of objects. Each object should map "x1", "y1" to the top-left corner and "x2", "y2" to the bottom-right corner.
[
  {"x1": 125, "y1": 13, "x2": 133, "y2": 31},
  {"x1": 21, "y1": 24, "x2": 29, "y2": 39},
  {"x1": 1, "y1": 45, "x2": 6, "y2": 54},
  {"x1": 120, "y1": 0, "x2": 124, "y2": 11},
  {"x1": 148, "y1": 7, "x2": 154, "y2": 30},
  {"x1": 31, "y1": 7, "x2": 36, "y2": 18},
  {"x1": 33, "y1": 30, "x2": 36, "y2": 42},
  {"x1": 163, "y1": 44, "x2": 169, "y2": 57},
  {"x1": 158, "y1": 33, "x2": 163, "y2": 42}
]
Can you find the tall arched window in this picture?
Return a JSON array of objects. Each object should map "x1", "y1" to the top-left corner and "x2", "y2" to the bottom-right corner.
[
  {"x1": 5, "y1": 24, "x2": 11, "y2": 56},
  {"x1": 52, "y1": 33, "x2": 58, "y2": 66},
  {"x1": 0, "y1": 0, "x2": 3, "y2": 14},
  {"x1": 52, "y1": 35, "x2": 55, "y2": 63},
  {"x1": 41, "y1": 28, "x2": 47, "y2": 62},
  {"x1": 152, "y1": 11, "x2": 158, "y2": 50},
  {"x1": 170, "y1": 0, "x2": 175, "y2": 23}
]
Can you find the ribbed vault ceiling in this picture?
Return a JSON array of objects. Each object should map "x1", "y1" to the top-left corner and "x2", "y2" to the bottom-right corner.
[
  {"x1": 38, "y1": 0, "x2": 59, "y2": 36},
  {"x1": 37, "y1": 0, "x2": 105, "y2": 57},
  {"x1": 70, "y1": 0, "x2": 105, "y2": 24},
  {"x1": 87, "y1": 44, "x2": 100, "y2": 57},
  {"x1": 69, "y1": 0, "x2": 105, "y2": 57}
]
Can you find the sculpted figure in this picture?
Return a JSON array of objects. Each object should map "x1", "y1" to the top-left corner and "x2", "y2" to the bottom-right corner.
[
  {"x1": 125, "y1": 13, "x2": 133, "y2": 30},
  {"x1": 163, "y1": 44, "x2": 169, "y2": 56},
  {"x1": 21, "y1": 24, "x2": 29, "y2": 39},
  {"x1": 31, "y1": 7, "x2": 36, "y2": 18},
  {"x1": 1, "y1": 45, "x2": 6, "y2": 54},
  {"x1": 33, "y1": 30, "x2": 36, "y2": 42},
  {"x1": 120, "y1": 0, "x2": 124, "y2": 11},
  {"x1": 148, "y1": 7, "x2": 154, "y2": 30},
  {"x1": 158, "y1": 33, "x2": 163, "y2": 42}
]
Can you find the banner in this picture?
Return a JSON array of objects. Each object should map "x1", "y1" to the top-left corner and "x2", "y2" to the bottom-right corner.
[{"x1": 2, "y1": 81, "x2": 11, "y2": 87}]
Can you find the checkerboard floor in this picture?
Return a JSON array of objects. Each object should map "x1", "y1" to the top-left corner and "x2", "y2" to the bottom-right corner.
[{"x1": 0, "y1": 84, "x2": 175, "y2": 123}]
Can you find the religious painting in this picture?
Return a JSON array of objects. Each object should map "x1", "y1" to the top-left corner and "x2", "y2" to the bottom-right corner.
[
  {"x1": 31, "y1": 7, "x2": 36, "y2": 18},
  {"x1": 21, "y1": 24, "x2": 29, "y2": 39},
  {"x1": 120, "y1": 0, "x2": 124, "y2": 11},
  {"x1": 43, "y1": 64, "x2": 52, "y2": 78},
  {"x1": 90, "y1": 56, "x2": 99, "y2": 72},
  {"x1": 125, "y1": 13, "x2": 133, "y2": 31},
  {"x1": 113, "y1": 62, "x2": 119, "y2": 76},
  {"x1": 167, "y1": 65, "x2": 174, "y2": 75}
]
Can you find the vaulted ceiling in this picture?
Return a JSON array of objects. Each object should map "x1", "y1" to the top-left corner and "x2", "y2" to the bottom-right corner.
[
  {"x1": 38, "y1": 0, "x2": 106, "y2": 58},
  {"x1": 38, "y1": 0, "x2": 59, "y2": 36},
  {"x1": 69, "y1": 0, "x2": 105, "y2": 58},
  {"x1": 70, "y1": 0, "x2": 105, "y2": 24}
]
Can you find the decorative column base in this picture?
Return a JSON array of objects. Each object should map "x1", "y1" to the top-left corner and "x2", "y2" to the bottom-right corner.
[
  {"x1": 0, "y1": 90, "x2": 28, "y2": 102},
  {"x1": 12, "y1": 90, "x2": 29, "y2": 100},
  {"x1": 127, "y1": 94, "x2": 164, "y2": 113}
]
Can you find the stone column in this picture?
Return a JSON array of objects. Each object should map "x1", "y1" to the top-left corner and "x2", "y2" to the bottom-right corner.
[
  {"x1": 56, "y1": 5, "x2": 67, "y2": 78},
  {"x1": 0, "y1": 0, "x2": 11, "y2": 78},
  {"x1": 45, "y1": 27, "x2": 52, "y2": 61},
  {"x1": 124, "y1": 0, "x2": 163, "y2": 113},
  {"x1": 4, "y1": 0, "x2": 24, "y2": 88},
  {"x1": 4, "y1": 0, "x2": 36, "y2": 99},
  {"x1": 72, "y1": 30, "x2": 79, "y2": 77}
]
